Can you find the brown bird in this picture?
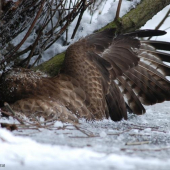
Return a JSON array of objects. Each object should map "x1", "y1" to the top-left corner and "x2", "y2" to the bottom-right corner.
[{"x1": 0, "y1": 28, "x2": 170, "y2": 123}]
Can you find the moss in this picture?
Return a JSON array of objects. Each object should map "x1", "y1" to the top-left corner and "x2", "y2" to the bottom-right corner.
[
  {"x1": 99, "y1": 22, "x2": 117, "y2": 32},
  {"x1": 120, "y1": 0, "x2": 170, "y2": 32},
  {"x1": 34, "y1": 52, "x2": 65, "y2": 76}
]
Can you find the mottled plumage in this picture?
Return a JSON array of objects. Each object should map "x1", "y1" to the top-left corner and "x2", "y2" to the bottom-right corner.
[{"x1": 0, "y1": 28, "x2": 170, "y2": 123}]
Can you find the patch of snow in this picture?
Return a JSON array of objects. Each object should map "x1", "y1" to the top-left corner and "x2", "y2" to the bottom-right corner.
[
  {"x1": 99, "y1": 131, "x2": 107, "y2": 138},
  {"x1": 54, "y1": 121, "x2": 63, "y2": 128},
  {"x1": 141, "y1": 4, "x2": 170, "y2": 42}
]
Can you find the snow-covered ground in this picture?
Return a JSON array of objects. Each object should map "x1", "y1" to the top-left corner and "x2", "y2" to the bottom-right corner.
[
  {"x1": 1, "y1": 102, "x2": 170, "y2": 170},
  {"x1": 1, "y1": 1, "x2": 170, "y2": 170}
]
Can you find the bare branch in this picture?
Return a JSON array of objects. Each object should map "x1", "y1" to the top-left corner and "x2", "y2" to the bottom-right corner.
[{"x1": 114, "y1": 0, "x2": 122, "y2": 21}]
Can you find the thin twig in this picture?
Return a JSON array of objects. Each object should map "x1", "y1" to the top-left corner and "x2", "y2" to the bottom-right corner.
[
  {"x1": 74, "y1": 125, "x2": 96, "y2": 137},
  {"x1": 4, "y1": 102, "x2": 16, "y2": 117},
  {"x1": 114, "y1": 0, "x2": 122, "y2": 21},
  {"x1": 148, "y1": 8, "x2": 170, "y2": 40},
  {"x1": 1, "y1": 0, "x2": 46, "y2": 65},
  {"x1": 71, "y1": 1, "x2": 93, "y2": 39},
  {"x1": 121, "y1": 147, "x2": 170, "y2": 152},
  {"x1": 126, "y1": 141, "x2": 150, "y2": 145},
  {"x1": 1, "y1": 105, "x2": 25, "y2": 125}
]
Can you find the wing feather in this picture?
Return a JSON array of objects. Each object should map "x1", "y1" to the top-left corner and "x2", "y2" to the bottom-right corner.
[
  {"x1": 116, "y1": 76, "x2": 145, "y2": 115},
  {"x1": 85, "y1": 29, "x2": 170, "y2": 119},
  {"x1": 106, "y1": 80, "x2": 127, "y2": 121},
  {"x1": 1, "y1": 29, "x2": 170, "y2": 122}
]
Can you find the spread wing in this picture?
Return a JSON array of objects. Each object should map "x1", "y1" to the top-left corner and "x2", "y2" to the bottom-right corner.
[
  {"x1": 82, "y1": 29, "x2": 170, "y2": 121},
  {"x1": 1, "y1": 28, "x2": 170, "y2": 123}
]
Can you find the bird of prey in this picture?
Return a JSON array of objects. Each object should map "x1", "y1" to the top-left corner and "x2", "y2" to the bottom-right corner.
[{"x1": 0, "y1": 28, "x2": 170, "y2": 123}]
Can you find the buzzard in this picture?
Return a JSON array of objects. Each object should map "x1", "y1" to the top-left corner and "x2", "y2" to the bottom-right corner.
[{"x1": 0, "y1": 28, "x2": 170, "y2": 123}]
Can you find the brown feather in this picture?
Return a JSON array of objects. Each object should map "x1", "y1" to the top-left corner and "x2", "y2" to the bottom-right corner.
[
  {"x1": 106, "y1": 80, "x2": 127, "y2": 121},
  {"x1": 1, "y1": 28, "x2": 170, "y2": 123}
]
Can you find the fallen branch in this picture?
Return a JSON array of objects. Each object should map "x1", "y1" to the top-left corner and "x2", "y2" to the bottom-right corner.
[
  {"x1": 121, "y1": 147, "x2": 170, "y2": 152},
  {"x1": 126, "y1": 141, "x2": 150, "y2": 146}
]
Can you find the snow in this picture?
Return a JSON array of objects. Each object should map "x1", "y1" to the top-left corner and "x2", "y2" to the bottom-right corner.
[
  {"x1": 99, "y1": 131, "x2": 107, "y2": 138},
  {"x1": 141, "y1": 5, "x2": 170, "y2": 42},
  {"x1": 1, "y1": 1, "x2": 170, "y2": 170},
  {"x1": 2, "y1": 127, "x2": 170, "y2": 170},
  {"x1": 1, "y1": 102, "x2": 170, "y2": 170},
  {"x1": 54, "y1": 121, "x2": 63, "y2": 128}
]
